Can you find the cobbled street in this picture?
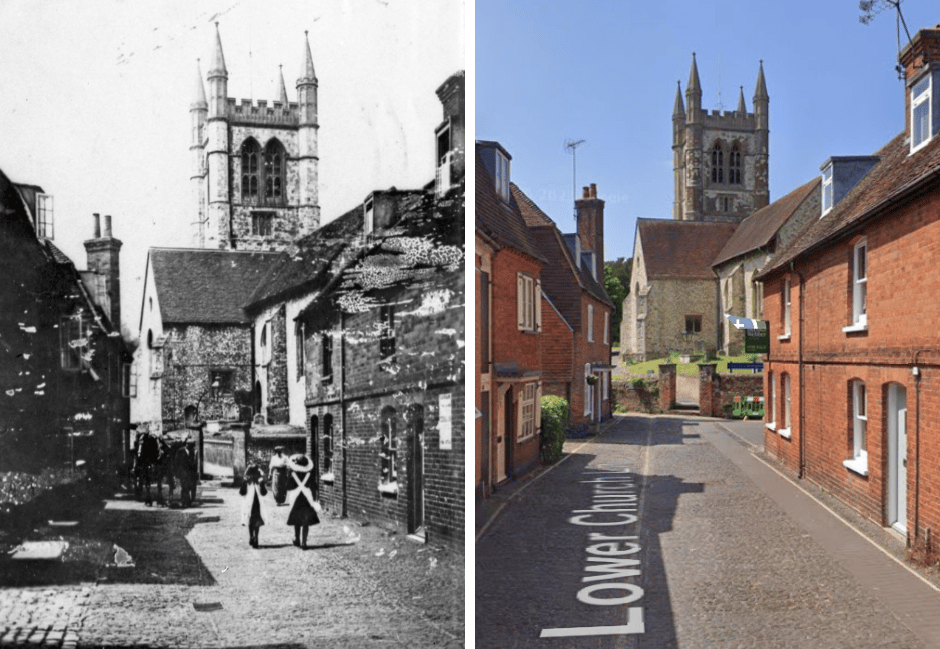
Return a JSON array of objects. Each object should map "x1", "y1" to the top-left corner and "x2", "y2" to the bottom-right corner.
[
  {"x1": 477, "y1": 414, "x2": 940, "y2": 648},
  {"x1": 0, "y1": 480, "x2": 463, "y2": 648}
]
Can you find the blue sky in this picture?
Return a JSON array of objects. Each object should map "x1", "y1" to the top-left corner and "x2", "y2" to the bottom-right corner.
[
  {"x1": 0, "y1": 0, "x2": 463, "y2": 338},
  {"x1": 476, "y1": 0, "x2": 938, "y2": 262}
]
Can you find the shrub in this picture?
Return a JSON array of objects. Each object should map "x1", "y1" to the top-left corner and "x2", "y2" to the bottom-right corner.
[{"x1": 540, "y1": 396, "x2": 569, "y2": 464}]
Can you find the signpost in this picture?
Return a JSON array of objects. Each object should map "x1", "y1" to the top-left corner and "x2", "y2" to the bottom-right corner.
[{"x1": 724, "y1": 314, "x2": 770, "y2": 354}]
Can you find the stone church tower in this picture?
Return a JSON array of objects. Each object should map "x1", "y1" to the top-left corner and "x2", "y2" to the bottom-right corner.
[
  {"x1": 672, "y1": 53, "x2": 769, "y2": 223},
  {"x1": 191, "y1": 24, "x2": 320, "y2": 250}
]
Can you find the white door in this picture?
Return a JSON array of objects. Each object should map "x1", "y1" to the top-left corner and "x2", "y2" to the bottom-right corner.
[{"x1": 888, "y1": 384, "x2": 908, "y2": 533}]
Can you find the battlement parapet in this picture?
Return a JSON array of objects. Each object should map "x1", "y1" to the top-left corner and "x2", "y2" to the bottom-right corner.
[
  {"x1": 695, "y1": 109, "x2": 757, "y2": 131},
  {"x1": 226, "y1": 98, "x2": 300, "y2": 126}
]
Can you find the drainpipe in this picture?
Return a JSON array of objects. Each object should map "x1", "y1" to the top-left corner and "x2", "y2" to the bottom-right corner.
[
  {"x1": 340, "y1": 311, "x2": 348, "y2": 519},
  {"x1": 791, "y1": 262, "x2": 806, "y2": 480},
  {"x1": 913, "y1": 350, "x2": 926, "y2": 543}
]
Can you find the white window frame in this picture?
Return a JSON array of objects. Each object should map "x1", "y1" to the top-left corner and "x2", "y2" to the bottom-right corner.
[
  {"x1": 779, "y1": 277, "x2": 792, "y2": 340},
  {"x1": 603, "y1": 311, "x2": 610, "y2": 345},
  {"x1": 766, "y1": 371, "x2": 776, "y2": 430},
  {"x1": 602, "y1": 371, "x2": 609, "y2": 401},
  {"x1": 587, "y1": 304, "x2": 594, "y2": 342},
  {"x1": 843, "y1": 240, "x2": 868, "y2": 333},
  {"x1": 495, "y1": 150, "x2": 510, "y2": 202},
  {"x1": 821, "y1": 163, "x2": 833, "y2": 216},
  {"x1": 260, "y1": 320, "x2": 272, "y2": 365},
  {"x1": 844, "y1": 381, "x2": 869, "y2": 475},
  {"x1": 779, "y1": 373, "x2": 791, "y2": 439},
  {"x1": 517, "y1": 274, "x2": 540, "y2": 332},
  {"x1": 518, "y1": 382, "x2": 537, "y2": 442},
  {"x1": 37, "y1": 193, "x2": 54, "y2": 239},
  {"x1": 911, "y1": 73, "x2": 933, "y2": 153}
]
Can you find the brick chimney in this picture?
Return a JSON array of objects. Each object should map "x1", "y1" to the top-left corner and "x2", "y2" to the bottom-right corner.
[
  {"x1": 899, "y1": 24, "x2": 940, "y2": 140},
  {"x1": 84, "y1": 213, "x2": 122, "y2": 331},
  {"x1": 575, "y1": 183, "x2": 605, "y2": 282}
]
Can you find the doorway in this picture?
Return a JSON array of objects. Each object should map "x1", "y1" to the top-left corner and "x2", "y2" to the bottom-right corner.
[
  {"x1": 887, "y1": 384, "x2": 908, "y2": 533},
  {"x1": 408, "y1": 405, "x2": 425, "y2": 537}
]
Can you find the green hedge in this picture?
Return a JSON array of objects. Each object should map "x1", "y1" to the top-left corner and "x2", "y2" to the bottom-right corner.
[{"x1": 540, "y1": 396, "x2": 569, "y2": 464}]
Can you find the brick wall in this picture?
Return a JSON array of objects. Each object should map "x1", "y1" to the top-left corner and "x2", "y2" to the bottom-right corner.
[
  {"x1": 612, "y1": 379, "x2": 662, "y2": 414},
  {"x1": 762, "y1": 184, "x2": 940, "y2": 542}
]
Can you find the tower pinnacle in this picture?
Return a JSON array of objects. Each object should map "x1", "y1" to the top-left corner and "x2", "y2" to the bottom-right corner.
[
  {"x1": 192, "y1": 59, "x2": 207, "y2": 110},
  {"x1": 209, "y1": 22, "x2": 227, "y2": 78},
  {"x1": 673, "y1": 80, "x2": 685, "y2": 118},
  {"x1": 278, "y1": 64, "x2": 289, "y2": 104}
]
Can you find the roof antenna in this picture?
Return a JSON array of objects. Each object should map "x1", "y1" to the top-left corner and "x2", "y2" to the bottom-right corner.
[
  {"x1": 565, "y1": 139, "x2": 585, "y2": 222},
  {"x1": 859, "y1": 0, "x2": 914, "y2": 80}
]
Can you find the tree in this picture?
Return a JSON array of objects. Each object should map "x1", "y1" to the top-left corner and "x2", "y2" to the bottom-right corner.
[{"x1": 604, "y1": 263, "x2": 627, "y2": 344}]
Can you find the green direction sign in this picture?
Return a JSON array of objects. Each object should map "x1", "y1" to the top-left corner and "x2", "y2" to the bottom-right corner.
[{"x1": 744, "y1": 321, "x2": 770, "y2": 354}]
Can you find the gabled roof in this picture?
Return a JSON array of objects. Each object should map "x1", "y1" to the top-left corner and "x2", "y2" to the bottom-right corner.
[
  {"x1": 474, "y1": 144, "x2": 544, "y2": 262},
  {"x1": 245, "y1": 203, "x2": 365, "y2": 310},
  {"x1": 511, "y1": 185, "x2": 611, "y2": 326},
  {"x1": 637, "y1": 219, "x2": 737, "y2": 280},
  {"x1": 712, "y1": 177, "x2": 819, "y2": 267},
  {"x1": 758, "y1": 129, "x2": 940, "y2": 279},
  {"x1": 150, "y1": 248, "x2": 283, "y2": 325}
]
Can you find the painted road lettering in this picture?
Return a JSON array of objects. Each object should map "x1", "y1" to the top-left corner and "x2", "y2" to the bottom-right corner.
[{"x1": 540, "y1": 468, "x2": 646, "y2": 638}]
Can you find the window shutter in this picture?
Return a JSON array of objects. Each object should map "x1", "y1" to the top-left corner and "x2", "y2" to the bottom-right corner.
[
  {"x1": 517, "y1": 274, "x2": 525, "y2": 330},
  {"x1": 535, "y1": 383, "x2": 542, "y2": 433},
  {"x1": 535, "y1": 278, "x2": 542, "y2": 331}
]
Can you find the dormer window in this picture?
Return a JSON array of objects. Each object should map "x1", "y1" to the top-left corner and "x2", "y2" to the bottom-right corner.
[
  {"x1": 912, "y1": 74, "x2": 932, "y2": 153},
  {"x1": 364, "y1": 198, "x2": 374, "y2": 237},
  {"x1": 37, "y1": 194, "x2": 54, "y2": 239},
  {"x1": 495, "y1": 150, "x2": 510, "y2": 202},
  {"x1": 821, "y1": 163, "x2": 833, "y2": 216},
  {"x1": 435, "y1": 123, "x2": 453, "y2": 197}
]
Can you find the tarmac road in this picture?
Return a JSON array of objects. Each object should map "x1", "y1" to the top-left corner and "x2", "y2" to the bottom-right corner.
[{"x1": 476, "y1": 414, "x2": 940, "y2": 648}]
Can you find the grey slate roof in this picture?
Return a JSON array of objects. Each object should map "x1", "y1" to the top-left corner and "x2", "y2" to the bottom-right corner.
[
  {"x1": 475, "y1": 144, "x2": 544, "y2": 262},
  {"x1": 150, "y1": 248, "x2": 283, "y2": 324}
]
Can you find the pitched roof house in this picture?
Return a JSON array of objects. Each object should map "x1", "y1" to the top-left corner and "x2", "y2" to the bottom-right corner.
[{"x1": 754, "y1": 22, "x2": 940, "y2": 549}]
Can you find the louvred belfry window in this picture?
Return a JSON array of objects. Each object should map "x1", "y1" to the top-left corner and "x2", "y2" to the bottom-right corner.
[{"x1": 241, "y1": 139, "x2": 260, "y2": 201}]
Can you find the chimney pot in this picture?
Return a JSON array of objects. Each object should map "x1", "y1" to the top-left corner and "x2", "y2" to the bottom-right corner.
[
  {"x1": 582, "y1": 186, "x2": 590, "y2": 199},
  {"x1": 92, "y1": 213, "x2": 101, "y2": 238},
  {"x1": 590, "y1": 183, "x2": 597, "y2": 198},
  {"x1": 103, "y1": 214, "x2": 112, "y2": 238}
]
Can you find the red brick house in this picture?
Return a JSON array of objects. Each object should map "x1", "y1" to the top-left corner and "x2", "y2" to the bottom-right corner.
[
  {"x1": 475, "y1": 140, "x2": 545, "y2": 502},
  {"x1": 756, "y1": 23, "x2": 940, "y2": 547},
  {"x1": 512, "y1": 183, "x2": 614, "y2": 427}
]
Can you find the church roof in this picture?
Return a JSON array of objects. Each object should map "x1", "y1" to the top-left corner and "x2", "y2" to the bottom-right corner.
[
  {"x1": 758, "y1": 128, "x2": 940, "y2": 280},
  {"x1": 712, "y1": 177, "x2": 819, "y2": 267},
  {"x1": 149, "y1": 248, "x2": 283, "y2": 325},
  {"x1": 637, "y1": 219, "x2": 737, "y2": 280},
  {"x1": 475, "y1": 146, "x2": 544, "y2": 262}
]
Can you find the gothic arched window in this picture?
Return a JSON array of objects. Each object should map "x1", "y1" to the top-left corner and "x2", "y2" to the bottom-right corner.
[
  {"x1": 263, "y1": 139, "x2": 287, "y2": 204},
  {"x1": 711, "y1": 142, "x2": 724, "y2": 184},
  {"x1": 729, "y1": 143, "x2": 742, "y2": 185},
  {"x1": 241, "y1": 138, "x2": 261, "y2": 201}
]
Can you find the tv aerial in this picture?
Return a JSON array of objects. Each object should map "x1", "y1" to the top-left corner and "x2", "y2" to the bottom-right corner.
[{"x1": 565, "y1": 139, "x2": 586, "y2": 222}]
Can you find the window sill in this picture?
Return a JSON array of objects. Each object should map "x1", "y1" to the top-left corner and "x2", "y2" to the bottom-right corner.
[
  {"x1": 378, "y1": 481, "x2": 399, "y2": 496},
  {"x1": 841, "y1": 323, "x2": 868, "y2": 334},
  {"x1": 765, "y1": 422, "x2": 776, "y2": 431},
  {"x1": 778, "y1": 427, "x2": 791, "y2": 439},
  {"x1": 777, "y1": 334, "x2": 791, "y2": 342},
  {"x1": 517, "y1": 434, "x2": 535, "y2": 444},
  {"x1": 321, "y1": 471, "x2": 335, "y2": 484},
  {"x1": 843, "y1": 456, "x2": 869, "y2": 477}
]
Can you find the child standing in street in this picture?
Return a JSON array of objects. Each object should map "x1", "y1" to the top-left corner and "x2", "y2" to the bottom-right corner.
[
  {"x1": 285, "y1": 454, "x2": 320, "y2": 549},
  {"x1": 239, "y1": 464, "x2": 267, "y2": 548}
]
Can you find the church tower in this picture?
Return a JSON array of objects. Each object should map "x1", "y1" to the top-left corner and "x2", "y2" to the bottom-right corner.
[
  {"x1": 191, "y1": 24, "x2": 321, "y2": 250},
  {"x1": 672, "y1": 54, "x2": 769, "y2": 222}
]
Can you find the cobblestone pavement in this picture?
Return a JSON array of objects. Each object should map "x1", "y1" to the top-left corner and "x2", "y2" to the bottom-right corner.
[
  {"x1": 0, "y1": 481, "x2": 463, "y2": 648},
  {"x1": 477, "y1": 414, "x2": 938, "y2": 648}
]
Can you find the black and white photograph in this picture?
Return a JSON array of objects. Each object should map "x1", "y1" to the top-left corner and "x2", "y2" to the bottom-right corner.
[{"x1": 0, "y1": 1, "x2": 465, "y2": 647}]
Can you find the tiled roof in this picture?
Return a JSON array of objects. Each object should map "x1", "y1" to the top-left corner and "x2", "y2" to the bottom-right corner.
[
  {"x1": 475, "y1": 145, "x2": 544, "y2": 262},
  {"x1": 245, "y1": 203, "x2": 365, "y2": 309},
  {"x1": 712, "y1": 177, "x2": 819, "y2": 267},
  {"x1": 511, "y1": 185, "x2": 611, "y2": 329},
  {"x1": 758, "y1": 129, "x2": 940, "y2": 279},
  {"x1": 638, "y1": 219, "x2": 737, "y2": 280},
  {"x1": 44, "y1": 239, "x2": 73, "y2": 265},
  {"x1": 150, "y1": 248, "x2": 283, "y2": 324}
]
